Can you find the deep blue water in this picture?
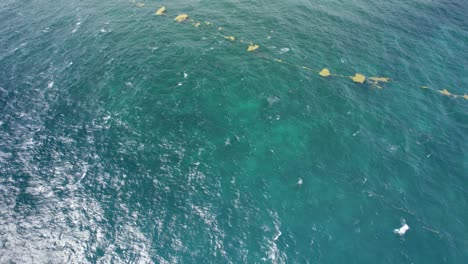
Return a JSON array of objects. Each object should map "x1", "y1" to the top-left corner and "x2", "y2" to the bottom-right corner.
[{"x1": 1, "y1": 0, "x2": 467, "y2": 263}]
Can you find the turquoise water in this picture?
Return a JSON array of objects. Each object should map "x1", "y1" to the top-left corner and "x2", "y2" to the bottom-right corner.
[{"x1": 1, "y1": 0, "x2": 467, "y2": 262}]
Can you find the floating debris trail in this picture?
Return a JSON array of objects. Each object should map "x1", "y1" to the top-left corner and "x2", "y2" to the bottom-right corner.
[{"x1": 131, "y1": 4, "x2": 467, "y2": 101}]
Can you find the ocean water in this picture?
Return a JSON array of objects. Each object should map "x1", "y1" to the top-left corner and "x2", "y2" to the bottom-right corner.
[{"x1": 1, "y1": 0, "x2": 467, "y2": 263}]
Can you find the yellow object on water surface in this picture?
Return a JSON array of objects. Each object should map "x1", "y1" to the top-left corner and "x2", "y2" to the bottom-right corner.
[
  {"x1": 175, "y1": 14, "x2": 188, "y2": 22},
  {"x1": 319, "y1": 68, "x2": 331, "y2": 77},
  {"x1": 247, "y1": 45, "x2": 259, "y2": 52},
  {"x1": 124, "y1": 3, "x2": 467, "y2": 102},
  {"x1": 155, "y1": 6, "x2": 166, "y2": 15},
  {"x1": 351, "y1": 73, "x2": 366, "y2": 83},
  {"x1": 439, "y1": 89, "x2": 451, "y2": 96}
]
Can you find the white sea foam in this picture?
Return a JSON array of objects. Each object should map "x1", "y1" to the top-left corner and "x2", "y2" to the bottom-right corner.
[{"x1": 72, "y1": 20, "x2": 81, "y2": 33}]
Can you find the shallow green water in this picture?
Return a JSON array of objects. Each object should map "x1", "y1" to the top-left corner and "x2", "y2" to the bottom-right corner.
[{"x1": 1, "y1": 0, "x2": 467, "y2": 263}]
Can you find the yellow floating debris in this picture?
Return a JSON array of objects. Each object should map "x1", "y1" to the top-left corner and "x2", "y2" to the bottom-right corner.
[
  {"x1": 136, "y1": 3, "x2": 145, "y2": 8},
  {"x1": 463, "y1": 94, "x2": 468, "y2": 100},
  {"x1": 155, "y1": 6, "x2": 165, "y2": 15},
  {"x1": 319, "y1": 68, "x2": 331, "y2": 77},
  {"x1": 224, "y1": 36, "x2": 235, "y2": 41},
  {"x1": 175, "y1": 14, "x2": 188, "y2": 22},
  {"x1": 247, "y1": 45, "x2": 259, "y2": 52},
  {"x1": 194, "y1": 22, "x2": 201, "y2": 27},
  {"x1": 274, "y1": 59, "x2": 283, "y2": 63},
  {"x1": 205, "y1": 21, "x2": 211, "y2": 25},
  {"x1": 420, "y1": 86, "x2": 429, "y2": 89},
  {"x1": 439, "y1": 89, "x2": 451, "y2": 96},
  {"x1": 351, "y1": 73, "x2": 366, "y2": 83}
]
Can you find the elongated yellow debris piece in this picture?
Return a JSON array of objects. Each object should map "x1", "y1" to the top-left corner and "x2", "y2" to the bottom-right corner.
[
  {"x1": 247, "y1": 45, "x2": 259, "y2": 52},
  {"x1": 319, "y1": 68, "x2": 331, "y2": 77},
  {"x1": 224, "y1": 36, "x2": 235, "y2": 41},
  {"x1": 351, "y1": 73, "x2": 366, "y2": 83},
  {"x1": 155, "y1": 6, "x2": 166, "y2": 15},
  {"x1": 194, "y1": 22, "x2": 201, "y2": 27},
  {"x1": 175, "y1": 14, "x2": 188, "y2": 22},
  {"x1": 463, "y1": 94, "x2": 468, "y2": 100},
  {"x1": 439, "y1": 89, "x2": 451, "y2": 96}
]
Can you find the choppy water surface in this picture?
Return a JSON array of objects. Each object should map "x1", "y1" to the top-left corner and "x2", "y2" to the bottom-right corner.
[{"x1": 1, "y1": 0, "x2": 467, "y2": 263}]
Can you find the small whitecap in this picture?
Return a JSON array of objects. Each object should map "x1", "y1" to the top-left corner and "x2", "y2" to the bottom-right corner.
[
  {"x1": 267, "y1": 96, "x2": 280, "y2": 105},
  {"x1": 388, "y1": 145, "x2": 399, "y2": 153},
  {"x1": 72, "y1": 20, "x2": 81, "y2": 33},
  {"x1": 13, "y1": 42, "x2": 27, "y2": 52},
  {"x1": 183, "y1": 72, "x2": 188, "y2": 79},
  {"x1": 273, "y1": 231, "x2": 282, "y2": 241},
  {"x1": 177, "y1": 82, "x2": 183, "y2": 86},
  {"x1": 280, "y1": 47, "x2": 289, "y2": 52},
  {"x1": 297, "y1": 178, "x2": 303, "y2": 185},
  {"x1": 47, "y1": 81, "x2": 54, "y2": 88}
]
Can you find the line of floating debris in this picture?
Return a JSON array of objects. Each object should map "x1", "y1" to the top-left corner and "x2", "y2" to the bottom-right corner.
[{"x1": 133, "y1": 2, "x2": 467, "y2": 101}]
